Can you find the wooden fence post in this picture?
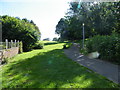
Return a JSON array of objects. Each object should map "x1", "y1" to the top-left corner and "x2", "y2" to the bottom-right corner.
[
  {"x1": 5, "y1": 39, "x2": 8, "y2": 49},
  {"x1": 15, "y1": 39, "x2": 16, "y2": 47},
  {"x1": 17, "y1": 40, "x2": 19, "y2": 47}
]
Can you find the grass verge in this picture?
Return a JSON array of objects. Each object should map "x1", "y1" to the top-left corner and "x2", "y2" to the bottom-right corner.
[{"x1": 1, "y1": 43, "x2": 119, "y2": 88}]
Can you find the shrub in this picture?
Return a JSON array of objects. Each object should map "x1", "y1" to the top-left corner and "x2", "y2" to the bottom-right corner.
[
  {"x1": 33, "y1": 41, "x2": 44, "y2": 49},
  {"x1": 19, "y1": 41, "x2": 23, "y2": 53},
  {"x1": 80, "y1": 48, "x2": 88, "y2": 55},
  {"x1": 63, "y1": 43, "x2": 72, "y2": 49},
  {"x1": 80, "y1": 33, "x2": 120, "y2": 64},
  {"x1": 2, "y1": 15, "x2": 41, "y2": 52},
  {"x1": 1, "y1": 58, "x2": 8, "y2": 64}
]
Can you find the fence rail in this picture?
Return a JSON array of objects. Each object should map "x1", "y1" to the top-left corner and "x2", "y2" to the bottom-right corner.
[{"x1": 0, "y1": 39, "x2": 20, "y2": 50}]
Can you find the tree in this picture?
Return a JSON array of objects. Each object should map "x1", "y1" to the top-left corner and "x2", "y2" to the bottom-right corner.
[
  {"x1": 52, "y1": 37, "x2": 58, "y2": 41},
  {"x1": 1, "y1": 15, "x2": 41, "y2": 51},
  {"x1": 43, "y1": 38, "x2": 50, "y2": 41},
  {"x1": 55, "y1": 1, "x2": 120, "y2": 41},
  {"x1": 30, "y1": 20, "x2": 36, "y2": 26},
  {"x1": 55, "y1": 18, "x2": 70, "y2": 40}
]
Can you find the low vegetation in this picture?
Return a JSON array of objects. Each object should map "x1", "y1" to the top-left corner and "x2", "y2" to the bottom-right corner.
[
  {"x1": 33, "y1": 41, "x2": 44, "y2": 49},
  {"x1": 63, "y1": 43, "x2": 73, "y2": 49},
  {"x1": 79, "y1": 33, "x2": 120, "y2": 64},
  {"x1": 19, "y1": 41, "x2": 23, "y2": 53},
  {"x1": 1, "y1": 43, "x2": 119, "y2": 88}
]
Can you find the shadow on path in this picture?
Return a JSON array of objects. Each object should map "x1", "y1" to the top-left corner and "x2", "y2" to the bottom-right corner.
[{"x1": 64, "y1": 44, "x2": 120, "y2": 84}]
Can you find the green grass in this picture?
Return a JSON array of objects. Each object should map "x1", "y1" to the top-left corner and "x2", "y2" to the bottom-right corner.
[
  {"x1": 1, "y1": 43, "x2": 119, "y2": 88},
  {"x1": 63, "y1": 43, "x2": 73, "y2": 49},
  {"x1": 42, "y1": 41, "x2": 58, "y2": 45}
]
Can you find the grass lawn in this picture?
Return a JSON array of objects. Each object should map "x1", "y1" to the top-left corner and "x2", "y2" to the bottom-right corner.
[
  {"x1": 1, "y1": 43, "x2": 119, "y2": 88},
  {"x1": 42, "y1": 41, "x2": 58, "y2": 45}
]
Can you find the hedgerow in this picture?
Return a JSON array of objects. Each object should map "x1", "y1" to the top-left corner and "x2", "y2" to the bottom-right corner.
[
  {"x1": 80, "y1": 33, "x2": 120, "y2": 64},
  {"x1": 33, "y1": 41, "x2": 44, "y2": 49}
]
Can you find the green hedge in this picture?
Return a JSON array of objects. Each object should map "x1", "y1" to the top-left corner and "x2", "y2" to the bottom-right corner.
[
  {"x1": 63, "y1": 43, "x2": 73, "y2": 49},
  {"x1": 33, "y1": 41, "x2": 44, "y2": 49},
  {"x1": 80, "y1": 33, "x2": 120, "y2": 64},
  {"x1": 19, "y1": 41, "x2": 23, "y2": 53}
]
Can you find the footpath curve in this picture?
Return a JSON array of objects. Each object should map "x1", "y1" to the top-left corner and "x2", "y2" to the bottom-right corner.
[{"x1": 64, "y1": 43, "x2": 120, "y2": 84}]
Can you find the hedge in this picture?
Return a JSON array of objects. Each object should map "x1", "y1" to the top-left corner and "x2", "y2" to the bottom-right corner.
[
  {"x1": 80, "y1": 33, "x2": 120, "y2": 64},
  {"x1": 33, "y1": 41, "x2": 44, "y2": 49}
]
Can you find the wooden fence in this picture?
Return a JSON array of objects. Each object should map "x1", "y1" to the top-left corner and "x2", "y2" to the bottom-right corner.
[
  {"x1": 0, "y1": 39, "x2": 21, "y2": 64},
  {"x1": 0, "y1": 39, "x2": 20, "y2": 50}
]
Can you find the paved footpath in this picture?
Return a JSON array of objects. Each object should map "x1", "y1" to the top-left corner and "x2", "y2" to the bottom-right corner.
[{"x1": 64, "y1": 43, "x2": 120, "y2": 84}]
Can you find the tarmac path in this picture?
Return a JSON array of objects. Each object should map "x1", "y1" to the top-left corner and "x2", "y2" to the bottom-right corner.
[{"x1": 64, "y1": 43, "x2": 120, "y2": 84}]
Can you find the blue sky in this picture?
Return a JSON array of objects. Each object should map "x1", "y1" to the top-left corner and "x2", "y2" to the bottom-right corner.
[{"x1": 0, "y1": 0, "x2": 70, "y2": 40}]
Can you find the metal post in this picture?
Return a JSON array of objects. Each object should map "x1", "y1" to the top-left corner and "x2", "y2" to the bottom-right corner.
[{"x1": 82, "y1": 23, "x2": 85, "y2": 48}]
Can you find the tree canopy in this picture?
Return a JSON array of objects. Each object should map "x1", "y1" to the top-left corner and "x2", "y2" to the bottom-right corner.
[
  {"x1": 55, "y1": 1, "x2": 120, "y2": 41},
  {"x1": 1, "y1": 15, "x2": 41, "y2": 51}
]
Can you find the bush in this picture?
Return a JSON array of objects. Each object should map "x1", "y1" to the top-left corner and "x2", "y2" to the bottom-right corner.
[
  {"x1": 33, "y1": 41, "x2": 44, "y2": 49},
  {"x1": 19, "y1": 41, "x2": 23, "y2": 53},
  {"x1": 80, "y1": 48, "x2": 88, "y2": 55},
  {"x1": 1, "y1": 58, "x2": 8, "y2": 64},
  {"x1": 80, "y1": 33, "x2": 120, "y2": 64},
  {"x1": 2, "y1": 15, "x2": 41, "y2": 52},
  {"x1": 63, "y1": 43, "x2": 72, "y2": 49}
]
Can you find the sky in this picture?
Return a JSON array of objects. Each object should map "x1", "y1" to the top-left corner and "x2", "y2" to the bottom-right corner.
[{"x1": 0, "y1": 0, "x2": 70, "y2": 40}]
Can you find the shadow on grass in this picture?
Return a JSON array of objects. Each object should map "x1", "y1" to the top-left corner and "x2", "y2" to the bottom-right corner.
[
  {"x1": 2, "y1": 49, "x2": 119, "y2": 88},
  {"x1": 44, "y1": 41, "x2": 69, "y2": 46},
  {"x1": 44, "y1": 42, "x2": 58, "y2": 45}
]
